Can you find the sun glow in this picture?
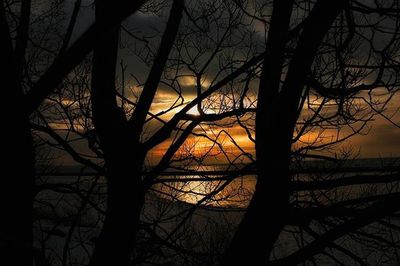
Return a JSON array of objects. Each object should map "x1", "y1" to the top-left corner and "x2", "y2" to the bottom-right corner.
[
  {"x1": 178, "y1": 76, "x2": 211, "y2": 88},
  {"x1": 186, "y1": 105, "x2": 201, "y2": 116}
]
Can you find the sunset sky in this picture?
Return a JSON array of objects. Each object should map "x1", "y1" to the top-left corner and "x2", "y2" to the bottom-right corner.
[
  {"x1": 50, "y1": 0, "x2": 400, "y2": 167},
  {"x1": 147, "y1": 89, "x2": 400, "y2": 161}
]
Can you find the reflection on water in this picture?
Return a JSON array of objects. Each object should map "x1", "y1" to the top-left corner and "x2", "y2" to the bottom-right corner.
[
  {"x1": 151, "y1": 163, "x2": 255, "y2": 207},
  {"x1": 35, "y1": 160, "x2": 400, "y2": 266},
  {"x1": 152, "y1": 162, "x2": 400, "y2": 208},
  {"x1": 154, "y1": 174, "x2": 256, "y2": 208},
  {"x1": 39, "y1": 158, "x2": 400, "y2": 209}
]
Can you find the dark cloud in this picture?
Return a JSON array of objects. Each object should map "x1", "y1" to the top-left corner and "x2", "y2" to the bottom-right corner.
[
  {"x1": 63, "y1": 0, "x2": 95, "y2": 42},
  {"x1": 56, "y1": 0, "x2": 400, "y2": 164},
  {"x1": 345, "y1": 118, "x2": 400, "y2": 158}
]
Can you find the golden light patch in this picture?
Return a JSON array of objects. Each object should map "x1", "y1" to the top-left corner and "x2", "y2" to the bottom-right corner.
[
  {"x1": 186, "y1": 106, "x2": 201, "y2": 116},
  {"x1": 178, "y1": 75, "x2": 211, "y2": 88},
  {"x1": 60, "y1": 99, "x2": 76, "y2": 106}
]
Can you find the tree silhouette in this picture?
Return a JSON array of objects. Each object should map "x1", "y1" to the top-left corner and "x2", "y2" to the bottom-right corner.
[
  {"x1": 32, "y1": 1, "x2": 258, "y2": 264},
  {"x1": 222, "y1": 0, "x2": 400, "y2": 265},
  {"x1": 1, "y1": 0, "x2": 146, "y2": 265},
  {"x1": 88, "y1": 0, "x2": 184, "y2": 265},
  {"x1": 3, "y1": 0, "x2": 400, "y2": 265}
]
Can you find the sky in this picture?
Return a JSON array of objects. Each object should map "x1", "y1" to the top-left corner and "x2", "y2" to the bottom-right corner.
[
  {"x1": 45, "y1": 0, "x2": 400, "y2": 166},
  {"x1": 147, "y1": 89, "x2": 400, "y2": 162}
]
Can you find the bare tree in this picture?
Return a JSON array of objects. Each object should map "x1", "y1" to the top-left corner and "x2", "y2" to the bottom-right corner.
[
  {"x1": 5, "y1": 0, "x2": 399, "y2": 265},
  {"x1": 31, "y1": 0, "x2": 257, "y2": 264},
  {"x1": 87, "y1": 0, "x2": 185, "y2": 265},
  {"x1": 222, "y1": 0, "x2": 400, "y2": 265},
  {"x1": 0, "y1": 0, "x2": 148, "y2": 264}
]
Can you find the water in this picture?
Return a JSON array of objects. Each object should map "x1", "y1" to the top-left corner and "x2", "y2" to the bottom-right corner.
[
  {"x1": 38, "y1": 158, "x2": 400, "y2": 208},
  {"x1": 34, "y1": 160, "x2": 400, "y2": 265}
]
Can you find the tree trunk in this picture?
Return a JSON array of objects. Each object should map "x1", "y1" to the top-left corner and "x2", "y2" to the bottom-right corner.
[
  {"x1": 0, "y1": 2, "x2": 34, "y2": 265},
  {"x1": 221, "y1": 0, "x2": 294, "y2": 264},
  {"x1": 89, "y1": 152, "x2": 145, "y2": 266},
  {"x1": 2, "y1": 112, "x2": 35, "y2": 266},
  {"x1": 221, "y1": 102, "x2": 292, "y2": 265},
  {"x1": 222, "y1": 0, "x2": 345, "y2": 264},
  {"x1": 88, "y1": 2, "x2": 147, "y2": 265}
]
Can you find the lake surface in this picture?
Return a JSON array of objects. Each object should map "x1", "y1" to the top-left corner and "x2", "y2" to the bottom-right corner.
[
  {"x1": 35, "y1": 158, "x2": 400, "y2": 265},
  {"x1": 38, "y1": 157, "x2": 400, "y2": 207}
]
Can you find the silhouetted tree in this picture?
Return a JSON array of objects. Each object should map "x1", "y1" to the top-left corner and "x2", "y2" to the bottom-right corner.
[
  {"x1": 88, "y1": 0, "x2": 185, "y2": 265},
  {"x1": 32, "y1": 0, "x2": 258, "y2": 264},
  {"x1": 5, "y1": 0, "x2": 399, "y2": 265},
  {"x1": 0, "y1": 0, "x2": 147, "y2": 265},
  {"x1": 222, "y1": 0, "x2": 400, "y2": 265}
]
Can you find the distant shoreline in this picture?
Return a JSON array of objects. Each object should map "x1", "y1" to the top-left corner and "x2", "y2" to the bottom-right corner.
[
  {"x1": 38, "y1": 157, "x2": 399, "y2": 176},
  {"x1": 39, "y1": 167, "x2": 400, "y2": 177}
]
